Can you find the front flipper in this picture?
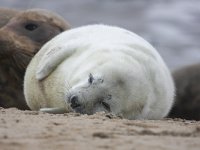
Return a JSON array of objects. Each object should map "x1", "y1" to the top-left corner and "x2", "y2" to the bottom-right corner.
[
  {"x1": 36, "y1": 44, "x2": 75, "y2": 80},
  {"x1": 40, "y1": 107, "x2": 67, "y2": 114}
]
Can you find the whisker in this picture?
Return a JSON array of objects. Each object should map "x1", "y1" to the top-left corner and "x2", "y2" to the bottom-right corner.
[
  {"x1": 66, "y1": 80, "x2": 72, "y2": 89},
  {"x1": 63, "y1": 82, "x2": 72, "y2": 102}
]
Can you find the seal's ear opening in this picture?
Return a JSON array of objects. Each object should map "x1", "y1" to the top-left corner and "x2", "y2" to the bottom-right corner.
[{"x1": 88, "y1": 73, "x2": 94, "y2": 84}]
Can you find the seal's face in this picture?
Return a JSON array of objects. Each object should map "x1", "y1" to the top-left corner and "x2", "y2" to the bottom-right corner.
[
  {"x1": 0, "y1": 9, "x2": 70, "y2": 79},
  {"x1": 66, "y1": 74, "x2": 113, "y2": 115}
]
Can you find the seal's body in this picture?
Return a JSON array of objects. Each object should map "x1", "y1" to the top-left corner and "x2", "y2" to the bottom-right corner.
[
  {"x1": 168, "y1": 63, "x2": 200, "y2": 120},
  {"x1": 24, "y1": 25, "x2": 174, "y2": 119},
  {"x1": 0, "y1": 8, "x2": 70, "y2": 109}
]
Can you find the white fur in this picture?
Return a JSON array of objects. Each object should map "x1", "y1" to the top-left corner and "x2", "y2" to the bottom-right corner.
[{"x1": 24, "y1": 24, "x2": 174, "y2": 119}]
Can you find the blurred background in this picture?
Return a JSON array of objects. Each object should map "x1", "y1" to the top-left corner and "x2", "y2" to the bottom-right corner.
[{"x1": 1, "y1": 0, "x2": 200, "y2": 70}]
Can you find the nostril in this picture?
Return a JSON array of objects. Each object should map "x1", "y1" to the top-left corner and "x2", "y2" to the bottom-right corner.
[{"x1": 70, "y1": 95, "x2": 80, "y2": 108}]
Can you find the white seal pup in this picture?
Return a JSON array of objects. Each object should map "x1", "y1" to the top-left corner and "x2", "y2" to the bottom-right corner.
[{"x1": 24, "y1": 24, "x2": 174, "y2": 119}]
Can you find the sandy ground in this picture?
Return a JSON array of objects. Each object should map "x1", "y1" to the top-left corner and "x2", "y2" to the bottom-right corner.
[{"x1": 0, "y1": 108, "x2": 200, "y2": 150}]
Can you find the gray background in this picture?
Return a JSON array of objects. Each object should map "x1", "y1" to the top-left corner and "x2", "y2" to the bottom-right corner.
[{"x1": 1, "y1": 0, "x2": 200, "y2": 71}]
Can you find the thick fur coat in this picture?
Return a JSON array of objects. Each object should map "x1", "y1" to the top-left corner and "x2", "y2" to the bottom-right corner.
[{"x1": 24, "y1": 25, "x2": 174, "y2": 119}]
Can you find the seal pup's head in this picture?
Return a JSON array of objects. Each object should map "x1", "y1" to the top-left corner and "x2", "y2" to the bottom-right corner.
[
  {"x1": 64, "y1": 72, "x2": 132, "y2": 117},
  {"x1": 0, "y1": 8, "x2": 70, "y2": 79},
  {"x1": 66, "y1": 73, "x2": 112, "y2": 115}
]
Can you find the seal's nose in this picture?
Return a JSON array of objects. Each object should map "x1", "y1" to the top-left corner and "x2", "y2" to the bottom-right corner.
[{"x1": 70, "y1": 95, "x2": 80, "y2": 108}]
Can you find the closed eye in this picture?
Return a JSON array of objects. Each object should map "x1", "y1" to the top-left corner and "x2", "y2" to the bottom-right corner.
[
  {"x1": 102, "y1": 101, "x2": 111, "y2": 112},
  {"x1": 88, "y1": 73, "x2": 94, "y2": 84}
]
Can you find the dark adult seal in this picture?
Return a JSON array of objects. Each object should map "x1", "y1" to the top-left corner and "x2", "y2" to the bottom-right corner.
[
  {"x1": 0, "y1": 8, "x2": 70, "y2": 109},
  {"x1": 168, "y1": 63, "x2": 200, "y2": 120}
]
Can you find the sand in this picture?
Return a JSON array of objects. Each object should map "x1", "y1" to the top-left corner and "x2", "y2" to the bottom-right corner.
[{"x1": 0, "y1": 108, "x2": 200, "y2": 150}]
